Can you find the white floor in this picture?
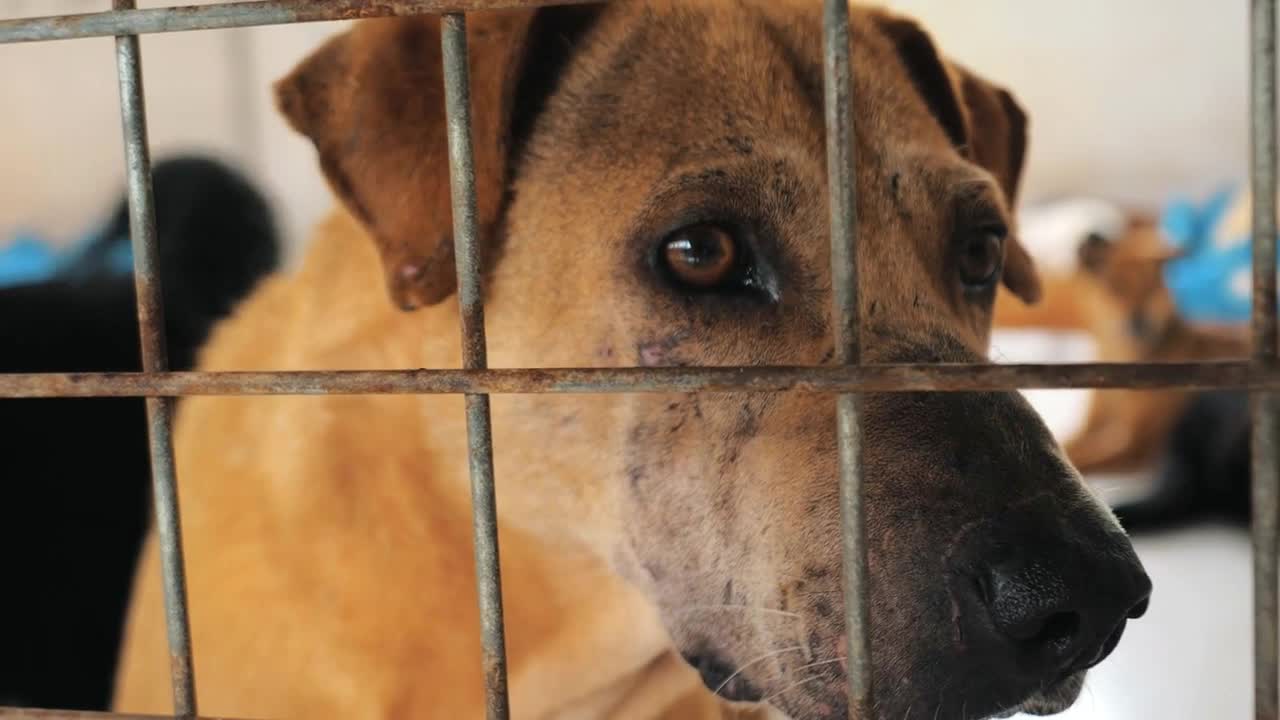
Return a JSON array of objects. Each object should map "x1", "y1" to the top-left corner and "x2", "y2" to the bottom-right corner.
[{"x1": 990, "y1": 330, "x2": 1255, "y2": 720}]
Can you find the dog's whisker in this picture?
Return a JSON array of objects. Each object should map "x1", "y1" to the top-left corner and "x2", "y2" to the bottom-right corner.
[
  {"x1": 788, "y1": 656, "x2": 843, "y2": 674},
  {"x1": 712, "y1": 645, "x2": 806, "y2": 695},
  {"x1": 761, "y1": 674, "x2": 824, "y2": 705},
  {"x1": 671, "y1": 604, "x2": 802, "y2": 620}
]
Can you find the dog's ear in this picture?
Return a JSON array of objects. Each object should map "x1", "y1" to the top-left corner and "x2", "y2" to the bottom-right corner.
[
  {"x1": 275, "y1": 9, "x2": 597, "y2": 311},
  {"x1": 872, "y1": 12, "x2": 1042, "y2": 305}
]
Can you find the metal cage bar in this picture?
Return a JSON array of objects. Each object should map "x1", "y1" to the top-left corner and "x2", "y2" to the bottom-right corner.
[
  {"x1": 441, "y1": 14, "x2": 511, "y2": 719},
  {"x1": 822, "y1": 0, "x2": 871, "y2": 716},
  {"x1": 112, "y1": 1, "x2": 198, "y2": 715},
  {"x1": 1253, "y1": 1, "x2": 1280, "y2": 718},
  {"x1": 7, "y1": 362, "x2": 1280, "y2": 398},
  {"x1": 0, "y1": 0, "x2": 598, "y2": 44},
  {"x1": 0, "y1": 707, "x2": 224, "y2": 712}
]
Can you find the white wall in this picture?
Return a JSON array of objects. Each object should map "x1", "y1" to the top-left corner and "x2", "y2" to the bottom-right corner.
[
  {"x1": 884, "y1": 0, "x2": 1252, "y2": 209},
  {"x1": 0, "y1": 0, "x2": 345, "y2": 261},
  {"x1": 0, "y1": 1, "x2": 1260, "y2": 260}
]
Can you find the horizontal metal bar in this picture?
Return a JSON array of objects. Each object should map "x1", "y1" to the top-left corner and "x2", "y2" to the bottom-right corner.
[
  {"x1": 0, "y1": 0, "x2": 601, "y2": 44},
  {"x1": 0, "y1": 361, "x2": 1277, "y2": 398},
  {"x1": 0, "y1": 711, "x2": 235, "y2": 720}
]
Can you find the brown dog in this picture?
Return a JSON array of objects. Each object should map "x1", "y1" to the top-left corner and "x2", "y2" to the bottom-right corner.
[
  {"x1": 993, "y1": 216, "x2": 1250, "y2": 474},
  {"x1": 114, "y1": 3, "x2": 1151, "y2": 718}
]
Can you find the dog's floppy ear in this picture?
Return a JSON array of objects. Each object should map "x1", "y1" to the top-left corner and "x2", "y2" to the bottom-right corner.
[
  {"x1": 873, "y1": 12, "x2": 1042, "y2": 304},
  {"x1": 275, "y1": 10, "x2": 590, "y2": 311}
]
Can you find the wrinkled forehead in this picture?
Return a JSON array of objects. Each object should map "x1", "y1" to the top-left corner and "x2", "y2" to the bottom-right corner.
[{"x1": 531, "y1": 0, "x2": 963, "y2": 177}]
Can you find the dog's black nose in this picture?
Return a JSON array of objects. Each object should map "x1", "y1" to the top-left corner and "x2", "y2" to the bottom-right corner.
[
  {"x1": 953, "y1": 499, "x2": 1152, "y2": 681},
  {"x1": 981, "y1": 551, "x2": 1150, "y2": 675}
]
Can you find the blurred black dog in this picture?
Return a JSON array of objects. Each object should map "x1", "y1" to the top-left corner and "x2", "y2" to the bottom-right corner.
[
  {"x1": 1113, "y1": 390, "x2": 1252, "y2": 531},
  {"x1": 0, "y1": 156, "x2": 279, "y2": 710}
]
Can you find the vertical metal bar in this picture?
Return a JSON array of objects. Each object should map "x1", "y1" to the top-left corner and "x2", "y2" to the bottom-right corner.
[
  {"x1": 823, "y1": 1, "x2": 871, "y2": 718},
  {"x1": 441, "y1": 14, "x2": 511, "y2": 720},
  {"x1": 1254, "y1": 2, "x2": 1280, "y2": 718},
  {"x1": 112, "y1": 0, "x2": 197, "y2": 716},
  {"x1": 1255, "y1": 0, "x2": 1279, "y2": 362}
]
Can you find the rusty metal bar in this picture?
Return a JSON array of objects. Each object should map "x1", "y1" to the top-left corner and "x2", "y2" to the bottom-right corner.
[
  {"x1": 441, "y1": 13, "x2": 511, "y2": 720},
  {"x1": 0, "y1": 0, "x2": 600, "y2": 45},
  {"x1": 1253, "y1": 0, "x2": 1280, "y2": 718},
  {"x1": 0, "y1": 711, "x2": 233, "y2": 720},
  {"x1": 822, "y1": 0, "x2": 870, "y2": 717},
  {"x1": 1254, "y1": 0, "x2": 1280, "y2": 362},
  {"x1": 113, "y1": 1, "x2": 198, "y2": 715},
  {"x1": 6, "y1": 362, "x2": 1280, "y2": 398}
]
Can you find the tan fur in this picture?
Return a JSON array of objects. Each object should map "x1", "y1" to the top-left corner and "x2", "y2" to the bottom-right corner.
[
  {"x1": 115, "y1": 210, "x2": 742, "y2": 718},
  {"x1": 113, "y1": 3, "x2": 1137, "y2": 719}
]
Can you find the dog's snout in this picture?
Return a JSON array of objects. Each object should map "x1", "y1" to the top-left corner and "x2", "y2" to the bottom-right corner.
[{"x1": 951, "y1": 502, "x2": 1152, "y2": 685}]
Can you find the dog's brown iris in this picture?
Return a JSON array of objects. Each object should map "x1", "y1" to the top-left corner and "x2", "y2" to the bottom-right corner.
[
  {"x1": 663, "y1": 224, "x2": 738, "y2": 288},
  {"x1": 958, "y1": 230, "x2": 1003, "y2": 288}
]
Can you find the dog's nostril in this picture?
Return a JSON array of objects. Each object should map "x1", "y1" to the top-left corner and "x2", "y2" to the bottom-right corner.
[
  {"x1": 1028, "y1": 611, "x2": 1081, "y2": 656},
  {"x1": 1093, "y1": 620, "x2": 1128, "y2": 667},
  {"x1": 1128, "y1": 596, "x2": 1150, "y2": 619}
]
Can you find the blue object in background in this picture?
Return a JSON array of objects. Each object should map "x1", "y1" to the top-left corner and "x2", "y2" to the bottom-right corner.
[
  {"x1": 0, "y1": 226, "x2": 133, "y2": 289},
  {"x1": 1161, "y1": 185, "x2": 1275, "y2": 326},
  {"x1": 0, "y1": 233, "x2": 60, "y2": 287}
]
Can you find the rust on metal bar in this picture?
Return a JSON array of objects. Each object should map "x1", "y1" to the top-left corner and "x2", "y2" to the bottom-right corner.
[
  {"x1": 1252, "y1": 1, "x2": 1280, "y2": 718},
  {"x1": 822, "y1": 0, "x2": 871, "y2": 717},
  {"x1": 4, "y1": 361, "x2": 1280, "y2": 398},
  {"x1": 441, "y1": 13, "x2": 511, "y2": 720},
  {"x1": 113, "y1": 0, "x2": 197, "y2": 715},
  {"x1": 0, "y1": 711, "x2": 236, "y2": 720},
  {"x1": 0, "y1": 0, "x2": 601, "y2": 45},
  {"x1": 1254, "y1": 0, "x2": 1280, "y2": 363}
]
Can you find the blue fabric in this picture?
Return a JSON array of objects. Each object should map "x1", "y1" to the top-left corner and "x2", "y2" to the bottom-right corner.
[
  {"x1": 1160, "y1": 185, "x2": 1273, "y2": 326},
  {"x1": 0, "y1": 233, "x2": 60, "y2": 287},
  {"x1": 0, "y1": 228, "x2": 132, "y2": 289}
]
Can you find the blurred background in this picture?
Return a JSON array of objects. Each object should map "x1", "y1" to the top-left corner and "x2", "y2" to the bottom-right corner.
[
  {"x1": 1, "y1": 1, "x2": 1251, "y2": 256},
  {"x1": 0, "y1": 1, "x2": 1264, "y2": 718}
]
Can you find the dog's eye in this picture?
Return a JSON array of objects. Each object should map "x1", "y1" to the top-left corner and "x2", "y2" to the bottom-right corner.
[
  {"x1": 958, "y1": 228, "x2": 1004, "y2": 290},
  {"x1": 660, "y1": 224, "x2": 742, "y2": 290}
]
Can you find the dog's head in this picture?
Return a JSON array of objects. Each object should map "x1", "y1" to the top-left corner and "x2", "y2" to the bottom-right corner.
[
  {"x1": 277, "y1": 3, "x2": 1150, "y2": 717},
  {"x1": 1077, "y1": 217, "x2": 1184, "y2": 347}
]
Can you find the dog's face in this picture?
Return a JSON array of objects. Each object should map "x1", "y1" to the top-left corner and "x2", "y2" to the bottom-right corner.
[
  {"x1": 277, "y1": 2, "x2": 1151, "y2": 718},
  {"x1": 1077, "y1": 218, "x2": 1183, "y2": 347}
]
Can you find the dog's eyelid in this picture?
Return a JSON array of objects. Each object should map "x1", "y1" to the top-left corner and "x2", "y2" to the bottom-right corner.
[
  {"x1": 950, "y1": 173, "x2": 1007, "y2": 216},
  {"x1": 954, "y1": 198, "x2": 1010, "y2": 241}
]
